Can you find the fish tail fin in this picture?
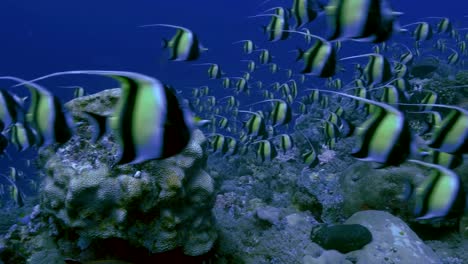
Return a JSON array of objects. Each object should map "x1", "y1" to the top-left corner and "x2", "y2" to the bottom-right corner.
[
  {"x1": 81, "y1": 111, "x2": 108, "y2": 143},
  {"x1": 199, "y1": 44, "x2": 209, "y2": 52},
  {"x1": 161, "y1": 38, "x2": 169, "y2": 49},
  {"x1": 194, "y1": 116, "x2": 211, "y2": 128},
  {"x1": 295, "y1": 48, "x2": 304, "y2": 61},
  {"x1": 400, "y1": 179, "x2": 415, "y2": 202}
]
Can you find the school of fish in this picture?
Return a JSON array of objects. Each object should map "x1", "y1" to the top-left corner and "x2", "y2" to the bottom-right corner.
[{"x1": 0, "y1": 0, "x2": 467, "y2": 227}]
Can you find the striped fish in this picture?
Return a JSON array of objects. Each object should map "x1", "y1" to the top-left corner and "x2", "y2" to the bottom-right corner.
[
  {"x1": 225, "y1": 136, "x2": 239, "y2": 156},
  {"x1": 363, "y1": 54, "x2": 392, "y2": 86},
  {"x1": 213, "y1": 115, "x2": 229, "y2": 130},
  {"x1": 399, "y1": 51, "x2": 414, "y2": 66},
  {"x1": 322, "y1": 90, "x2": 412, "y2": 167},
  {"x1": 14, "y1": 71, "x2": 204, "y2": 165},
  {"x1": 419, "y1": 91, "x2": 438, "y2": 111},
  {"x1": 232, "y1": 77, "x2": 250, "y2": 94},
  {"x1": 426, "y1": 105, "x2": 468, "y2": 154},
  {"x1": 222, "y1": 78, "x2": 231, "y2": 89},
  {"x1": 232, "y1": 40, "x2": 256, "y2": 54},
  {"x1": 141, "y1": 24, "x2": 207, "y2": 61},
  {"x1": 193, "y1": 63, "x2": 222, "y2": 79},
  {"x1": 421, "y1": 149, "x2": 463, "y2": 169},
  {"x1": 407, "y1": 159, "x2": 466, "y2": 220},
  {"x1": 287, "y1": 30, "x2": 337, "y2": 78},
  {"x1": 9, "y1": 123, "x2": 36, "y2": 151},
  {"x1": 0, "y1": 88, "x2": 25, "y2": 132},
  {"x1": 447, "y1": 48, "x2": 460, "y2": 65},
  {"x1": 291, "y1": 0, "x2": 321, "y2": 29},
  {"x1": 239, "y1": 110, "x2": 267, "y2": 139},
  {"x1": 269, "y1": 63, "x2": 279, "y2": 74},
  {"x1": 391, "y1": 78, "x2": 411, "y2": 92},
  {"x1": 251, "y1": 99, "x2": 292, "y2": 127},
  {"x1": 277, "y1": 134, "x2": 294, "y2": 154},
  {"x1": 325, "y1": 0, "x2": 403, "y2": 43},
  {"x1": 393, "y1": 63, "x2": 409, "y2": 78},
  {"x1": 434, "y1": 17, "x2": 452, "y2": 33},
  {"x1": 323, "y1": 120, "x2": 340, "y2": 144},
  {"x1": 257, "y1": 49, "x2": 273, "y2": 64},
  {"x1": 0, "y1": 173, "x2": 24, "y2": 207},
  {"x1": 1, "y1": 76, "x2": 74, "y2": 148},
  {"x1": 209, "y1": 134, "x2": 229, "y2": 155},
  {"x1": 402, "y1": 22, "x2": 433, "y2": 41},
  {"x1": 241, "y1": 60, "x2": 257, "y2": 72},
  {"x1": 297, "y1": 129, "x2": 319, "y2": 168},
  {"x1": 254, "y1": 139, "x2": 278, "y2": 162},
  {"x1": 379, "y1": 85, "x2": 409, "y2": 107},
  {"x1": 340, "y1": 53, "x2": 392, "y2": 86},
  {"x1": 250, "y1": 10, "x2": 289, "y2": 42}
]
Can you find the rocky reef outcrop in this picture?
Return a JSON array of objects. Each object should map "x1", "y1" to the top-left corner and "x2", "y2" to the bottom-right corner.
[{"x1": 0, "y1": 89, "x2": 217, "y2": 263}]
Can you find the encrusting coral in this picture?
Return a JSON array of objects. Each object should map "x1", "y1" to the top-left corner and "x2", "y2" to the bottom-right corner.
[{"x1": 37, "y1": 89, "x2": 217, "y2": 257}]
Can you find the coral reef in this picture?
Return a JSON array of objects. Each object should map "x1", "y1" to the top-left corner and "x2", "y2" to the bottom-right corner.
[
  {"x1": 41, "y1": 90, "x2": 217, "y2": 257},
  {"x1": 0, "y1": 89, "x2": 217, "y2": 263},
  {"x1": 421, "y1": 70, "x2": 468, "y2": 106}
]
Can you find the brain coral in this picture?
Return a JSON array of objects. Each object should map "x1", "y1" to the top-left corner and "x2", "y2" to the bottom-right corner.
[{"x1": 39, "y1": 89, "x2": 217, "y2": 256}]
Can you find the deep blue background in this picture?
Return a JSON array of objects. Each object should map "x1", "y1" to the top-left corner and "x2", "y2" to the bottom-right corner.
[{"x1": 0, "y1": 0, "x2": 466, "y2": 194}]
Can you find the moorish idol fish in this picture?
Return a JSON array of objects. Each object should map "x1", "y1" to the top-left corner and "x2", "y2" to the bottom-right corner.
[
  {"x1": 140, "y1": 24, "x2": 207, "y2": 61},
  {"x1": 11, "y1": 71, "x2": 208, "y2": 165},
  {"x1": 406, "y1": 159, "x2": 466, "y2": 220},
  {"x1": 325, "y1": 0, "x2": 403, "y2": 43},
  {"x1": 1, "y1": 76, "x2": 74, "y2": 148}
]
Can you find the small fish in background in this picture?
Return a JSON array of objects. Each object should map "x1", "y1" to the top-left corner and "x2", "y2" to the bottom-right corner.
[
  {"x1": 430, "y1": 17, "x2": 453, "y2": 33},
  {"x1": 296, "y1": 129, "x2": 319, "y2": 168},
  {"x1": 208, "y1": 133, "x2": 229, "y2": 155},
  {"x1": 232, "y1": 39, "x2": 257, "y2": 54},
  {"x1": 0, "y1": 172, "x2": 24, "y2": 207},
  {"x1": 140, "y1": 24, "x2": 207, "y2": 61},
  {"x1": 7, "y1": 122, "x2": 37, "y2": 151},
  {"x1": 250, "y1": 7, "x2": 290, "y2": 42},
  {"x1": 192, "y1": 63, "x2": 223, "y2": 79},
  {"x1": 401, "y1": 21, "x2": 433, "y2": 41},
  {"x1": 256, "y1": 48, "x2": 273, "y2": 64},
  {"x1": 249, "y1": 99, "x2": 292, "y2": 127},
  {"x1": 238, "y1": 110, "x2": 267, "y2": 139},
  {"x1": 276, "y1": 134, "x2": 294, "y2": 154},
  {"x1": 253, "y1": 139, "x2": 278, "y2": 162}
]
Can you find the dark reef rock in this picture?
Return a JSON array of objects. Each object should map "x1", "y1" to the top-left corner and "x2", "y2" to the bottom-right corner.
[{"x1": 310, "y1": 224, "x2": 372, "y2": 253}]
